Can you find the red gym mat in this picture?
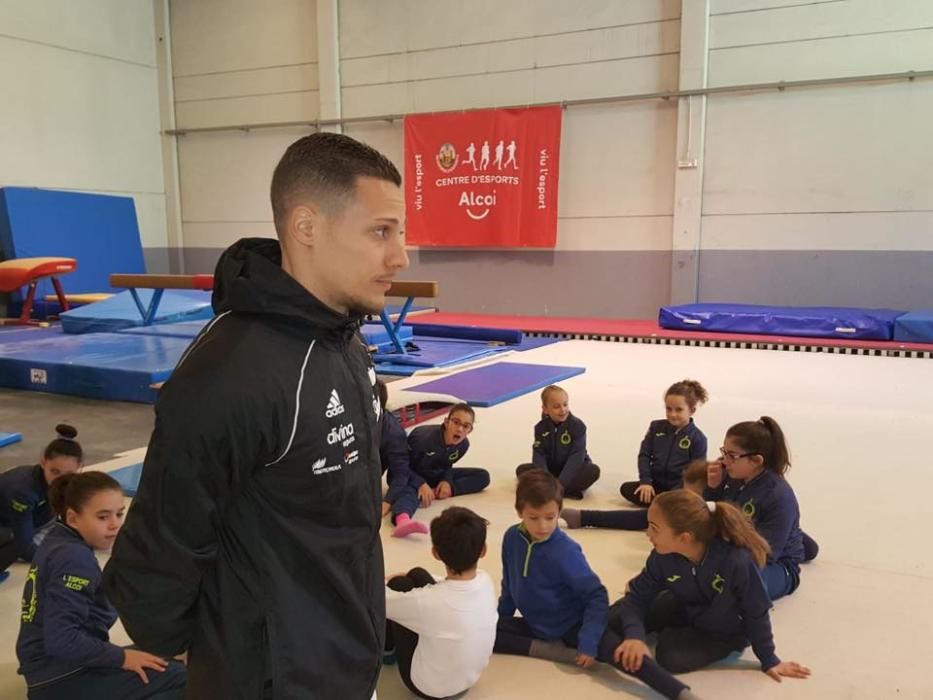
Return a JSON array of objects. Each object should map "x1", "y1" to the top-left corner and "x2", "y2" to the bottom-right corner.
[{"x1": 405, "y1": 312, "x2": 933, "y2": 354}]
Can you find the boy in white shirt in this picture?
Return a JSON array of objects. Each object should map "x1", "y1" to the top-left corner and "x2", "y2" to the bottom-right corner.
[{"x1": 385, "y1": 506, "x2": 498, "y2": 699}]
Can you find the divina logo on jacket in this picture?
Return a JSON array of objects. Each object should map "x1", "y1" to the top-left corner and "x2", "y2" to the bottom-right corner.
[{"x1": 325, "y1": 389, "x2": 345, "y2": 418}]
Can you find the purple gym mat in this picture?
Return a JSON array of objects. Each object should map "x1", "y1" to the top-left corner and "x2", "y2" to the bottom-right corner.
[{"x1": 403, "y1": 361, "x2": 586, "y2": 407}]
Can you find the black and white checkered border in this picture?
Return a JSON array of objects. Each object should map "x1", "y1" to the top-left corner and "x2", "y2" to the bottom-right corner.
[{"x1": 526, "y1": 331, "x2": 933, "y2": 359}]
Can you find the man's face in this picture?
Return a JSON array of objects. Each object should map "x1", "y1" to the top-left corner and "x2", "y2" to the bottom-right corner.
[{"x1": 306, "y1": 176, "x2": 408, "y2": 315}]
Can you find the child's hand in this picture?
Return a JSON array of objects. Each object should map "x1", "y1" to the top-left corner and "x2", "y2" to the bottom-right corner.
[
  {"x1": 122, "y1": 649, "x2": 168, "y2": 683},
  {"x1": 634, "y1": 484, "x2": 655, "y2": 504},
  {"x1": 614, "y1": 639, "x2": 650, "y2": 672},
  {"x1": 575, "y1": 652, "x2": 596, "y2": 669},
  {"x1": 707, "y1": 460, "x2": 724, "y2": 489},
  {"x1": 435, "y1": 481, "x2": 453, "y2": 500},
  {"x1": 765, "y1": 661, "x2": 811, "y2": 682},
  {"x1": 418, "y1": 484, "x2": 434, "y2": 507},
  {"x1": 381, "y1": 501, "x2": 391, "y2": 518}
]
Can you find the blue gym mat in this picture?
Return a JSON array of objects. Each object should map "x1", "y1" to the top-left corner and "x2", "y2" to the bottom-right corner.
[
  {"x1": 409, "y1": 323, "x2": 524, "y2": 345},
  {"x1": 404, "y1": 361, "x2": 586, "y2": 407},
  {"x1": 118, "y1": 319, "x2": 210, "y2": 339},
  {"x1": 894, "y1": 309, "x2": 933, "y2": 343},
  {"x1": 0, "y1": 188, "x2": 145, "y2": 300},
  {"x1": 61, "y1": 290, "x2": 214, "y2": 334},
  {"x1": 108, "y1": 462, "x2": 143, "y2": 497},
  {"x1": 0, "y1": 432, "x2": 22, "y2": 448},
  {"x1": 659, "y1": 303, "x2": 905, "y2": 341},
  {"x1": 0, "y1": 330, "x2": 191, "y2": 403}
]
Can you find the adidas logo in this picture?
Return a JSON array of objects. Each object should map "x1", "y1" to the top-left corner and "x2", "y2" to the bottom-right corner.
[{"x1": 325, "y1": 389, "x2": 345, "y2": 418}]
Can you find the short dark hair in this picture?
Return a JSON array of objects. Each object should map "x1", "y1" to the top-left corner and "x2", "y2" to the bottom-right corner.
[
  {"x1": 270, "y1": 132, "x2": 402, "y2": 234},
  {"x1": 430, "y1": 506, "x2": 488, "y2": 575},
  {"x1": 515, "y1": 470, "x2": 563, "y2": 512}
]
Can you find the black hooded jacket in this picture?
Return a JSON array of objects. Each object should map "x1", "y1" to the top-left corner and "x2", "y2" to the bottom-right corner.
[{"x1": 104, "y1": 238, "x2": 385, "y2": 700}]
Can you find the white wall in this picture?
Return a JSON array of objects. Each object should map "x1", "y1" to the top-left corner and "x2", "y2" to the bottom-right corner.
[
  {"x1": 170, "y1": 0, "x2": 318, "y2": 253},
  {"x1": 699, "y1": 0, "x2": 933, "y2": 306},
  {"x1": 0, "y1": 0, "x2": 167, "y2": 256},
  {"x1": 167, "y1": 0, "x2": 933, "y2": 309},
  {"x1": 170, "y1": 0, "x2": 680, "y2": 271}
]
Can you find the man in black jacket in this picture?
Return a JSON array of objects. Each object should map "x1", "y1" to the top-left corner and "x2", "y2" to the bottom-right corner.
[{"x1": 104, "y1": 133, "x2": 409, "y2": 699}]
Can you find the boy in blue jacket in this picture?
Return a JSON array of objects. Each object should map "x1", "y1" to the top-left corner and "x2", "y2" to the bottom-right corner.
[{"x1": 494, "y1": 471, "x2": 699, "y2": 700}]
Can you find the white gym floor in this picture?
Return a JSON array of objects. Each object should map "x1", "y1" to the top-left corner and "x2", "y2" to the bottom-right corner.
[{"x1": 1, "y1": 339, "x2": 930, "y2": 699}]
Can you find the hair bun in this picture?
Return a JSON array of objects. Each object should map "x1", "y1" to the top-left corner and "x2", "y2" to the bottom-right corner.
[{"x1": 55, "y1": 423, "x2": 78, "y2": 440}]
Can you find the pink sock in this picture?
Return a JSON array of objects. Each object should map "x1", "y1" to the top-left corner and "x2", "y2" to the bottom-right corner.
[{"x1": 393, "y1": 514, "x2": 428, "y2": 538}]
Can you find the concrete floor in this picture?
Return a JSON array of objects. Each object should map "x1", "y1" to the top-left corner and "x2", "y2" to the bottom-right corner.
[
  {"x1": 0, "y1": 389, "x2": 154, "y2": 472},
  {"x1": 1, "y1": 340, "x2": 931, "y2": 699}
]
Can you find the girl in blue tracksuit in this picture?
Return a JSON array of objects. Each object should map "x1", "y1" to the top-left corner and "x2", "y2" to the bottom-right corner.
[
  {"x1": 705, "y1": 416, "x2": 819, "y2": 601},
  {"x1": 16, "y1": 471, "x2": 186, "y2": 699},
  {"x1": 376, "y1": 379, "x2": 427, "y2": 538},
  {"x1": 621, "y1": 380, "x2": 709, "y2": 507},
  {"x1": 610, "y1": 490, "x2": 811, "y2": 682},
  {"x1": 1, "y1": 425, "x2": 83, "y2": 579},
  {"x1": 494, "y1": 471, "x2": 698, "y2": 700},
  {"x1": 407, "y1": 404, "x2": 490, "y2": 501}
]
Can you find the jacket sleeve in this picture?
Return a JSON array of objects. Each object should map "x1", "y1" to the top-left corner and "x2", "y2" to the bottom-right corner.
[
  {"x1": 43, "y1": 553, "x2": 125, "y2": 668},
  {"x1": 405, "y1": 429, "x2": 427, "y2": 489},
  {"x1": 557, "y1": 421, "x2": 588, "y2": 490},
  {"x1": 531, "y1": 424, "x2": 548, "y2": 469},
  {"x1": 617, "y1": 554, "x2": 666, "y2": 642},
  {"x1": 382, "y1": 417, "x2": 413, "y2": 504},
  {"x1": 385, "y1": 586, "x2": 429, "y2": 633},
  {"x1": 637, "y1": 425, "x2": 655, "y2": 484},
  {"x1": 732, "y1": 557, "x2": 780, "y2": 671},
  {"x1": 563, "y1": 543, "x2": 609, "y2": 657},
  {"x1": 754, "y1": 489, "x2": 796, "y2": 562},
  {"x1": 497, "y1": 531, "x2": 517, "y2": 619},
  {"x1": 7, "y1": 494, "x2": 39, "y2": 561},
  {"x1": 103, "y1": 380, "x2": 266, "y2": 656},
  {"x1": 688, "y1": 430, "x2": 708, "y2": 462}
]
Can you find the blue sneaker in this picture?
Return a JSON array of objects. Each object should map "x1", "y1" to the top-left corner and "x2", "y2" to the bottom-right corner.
[
  {"x1": 382, "y1": 648, "x2": 397, "y2": 666},
  {"x1": 0, "y1": 570, "x2": 10, "y2": 585}
]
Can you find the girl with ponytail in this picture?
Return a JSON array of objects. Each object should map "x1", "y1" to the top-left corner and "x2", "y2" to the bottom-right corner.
[
  {"x1": 620, "y1": 380, "x2": 710, "y2": 507},
  {"x1": 16, "y1": 471, "x2": 186, "y2": 698},
  {"x1": 609, "y1": 490, "x2": 811, "y2": 681},
  {"x1": 1, "y1": 425, "x2": 84, "y2": 576},
  {"x1": 706, "y1": 416, "x2": 818, "y2": 601}
]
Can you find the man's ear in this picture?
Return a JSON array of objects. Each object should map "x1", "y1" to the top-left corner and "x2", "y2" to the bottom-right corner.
[{"x1": 289, "y1": 204, "x2": 321, "y2": 249}]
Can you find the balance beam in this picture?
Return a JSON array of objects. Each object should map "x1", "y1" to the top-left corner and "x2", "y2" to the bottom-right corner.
[{"x1": 110, "y1": 274, "x2": 437, "y2": 352}]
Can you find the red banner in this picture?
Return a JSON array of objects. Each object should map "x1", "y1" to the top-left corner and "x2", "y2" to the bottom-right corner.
[{"x1": 404, "y1": 105, "x2": 562, "y2": 247}]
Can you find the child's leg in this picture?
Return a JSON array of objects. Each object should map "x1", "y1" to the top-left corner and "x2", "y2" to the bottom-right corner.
[
  {"x1": 450, "y1": 468, "x2": 490, "y2": 496},
  {"x1": 389, "y1": 620, "x2": 441, "y2": 700},
  {"x1": 562, "y1": 462, "x2": 601, "y2": 497},
  {"x1": 654, "y1": 625, "x2": 744, "y2": 674},
  {"x1": 761, "y1": 561, "x2": 799, "y2": 601},
  {"x1": 802, "y1": 531, "x2": 819, "y2": 562},
  {"x1": 494, "y1": 617, "x2": 576, "y2": 663},
  {"x1": 555, "y1": 624, "x2": 690, "y2": 700},
  {"x1": 391, "y1": 488, "x2": 427, "y2": 538},
  {"x1": 619, "y1": 481, "x2": 648, "y2": 507},
  {"x1": 562, "y1": 508, "x2": 648, "y2": 530},
  {"x1": 27, "y1": 660, "x2": 187, "y2": 700}
]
